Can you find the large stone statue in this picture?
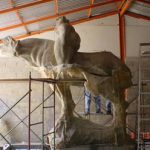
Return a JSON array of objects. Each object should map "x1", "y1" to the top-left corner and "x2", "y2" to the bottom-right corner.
[{"x1": 0, "y1": 19, "x2": 133, "y2": 149}]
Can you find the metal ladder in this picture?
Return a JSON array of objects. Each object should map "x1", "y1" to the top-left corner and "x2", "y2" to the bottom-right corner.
[{"x1": 137, "y1": 43, "x2": 150, "y2": 150}]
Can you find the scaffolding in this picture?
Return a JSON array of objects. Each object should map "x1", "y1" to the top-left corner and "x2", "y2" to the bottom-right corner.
[
  {"x1": 0, "y1": 73, "x2": 87, "y2": 150},
  {"x1": 137, "y1": 43, "x2": 150, "y2": 150},
  {"x1": 0, "y1": 70, "x2": 139, "y2": 149},
  {"x1": 28, "y1": 73, "x2": 56, "y2": 150},
  {"x1": 0, "y1": 74, "x2": 57, "y2": 150}
]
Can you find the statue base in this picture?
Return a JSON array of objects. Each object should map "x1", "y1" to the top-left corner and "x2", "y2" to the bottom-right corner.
[{"x1": 48, "y1": 116, "x2": 134, "y2": 149}]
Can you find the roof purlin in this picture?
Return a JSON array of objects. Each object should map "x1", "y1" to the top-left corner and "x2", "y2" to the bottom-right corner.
[
  {"x1": 88, "y1": 0, "x2": 95, "y2": 17},
  {"x1": 9, "y1": 0, "x2": 29, "y2": 34},
  {"x1": 54, "y1": 0, "x2": 58, "y2": 15},
  {"x1": 126, "y1": 11, "x2": 150, "y2": 21}
]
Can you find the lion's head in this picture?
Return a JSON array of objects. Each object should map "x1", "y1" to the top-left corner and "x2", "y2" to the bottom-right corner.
[{"x1": 0, "y1": 36, "x2": 19, "y2": 57}]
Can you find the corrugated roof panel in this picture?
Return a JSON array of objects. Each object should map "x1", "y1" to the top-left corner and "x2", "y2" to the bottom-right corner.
[
  {"x1": 26, "y1": 23, "x2": 40, "y2": 32},
  {"x1": 128, "y1": 1, "x2": 150, "y2": 17},
  {"x1": 39, "y1": 19, "x2": 55, "y2": 29},
  {"x1": 18, "y1": 1, "x2": 55, "y2": 22},
  {"x1": 91, "y1": 3, "x2": 117, "y2": 16},
  {"x1": 94, "y1": 0, "x2": 113, "y2": 4},
  {"x1": 0, "y1": 12, "x2": 21, "y2": 28},
  {"x1": 0, "y1": 27, "x2": 26, "y2": 39},
  {"x1": 65, "y1": 10, "x2": 88, "y2": 22},
  {"x1": 0, "y1": 0, "x2": 12, "y2": 10},
  {"x1": 27, "y1": 19, "x2": 55, "y2": 32},
  {"x1": 58, "y1": 0, "x2": 90, "y2": 13},
  {"x1": 13, "y1": 0, "x2": 39, "y2": 6}
]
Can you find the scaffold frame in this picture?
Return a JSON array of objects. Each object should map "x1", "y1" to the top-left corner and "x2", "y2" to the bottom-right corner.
[
  {"x1": 137, "y1": 42, "x2": 150, "y2": 150},
  {"x1": 0, "y1": 73, "x2": 86, "y2": 150},
  {"x1": 0, "y1": 73, "x2": 57, "y2": 150}
]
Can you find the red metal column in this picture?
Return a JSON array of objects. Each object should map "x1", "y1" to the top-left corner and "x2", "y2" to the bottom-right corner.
[
  {"x1": 118, "y1": 14, "x2": 127, "y2": 106},
  {"x1": 119, "y1": 14, "x2": 126, "y2": 63},
  {"x1": 118, "y1": 0, "x2": 134, "y2": 62}
]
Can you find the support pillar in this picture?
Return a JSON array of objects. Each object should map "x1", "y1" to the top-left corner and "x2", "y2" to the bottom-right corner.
[{"x1": 119, "y1": 14, "x2": 126, "y2": 63}]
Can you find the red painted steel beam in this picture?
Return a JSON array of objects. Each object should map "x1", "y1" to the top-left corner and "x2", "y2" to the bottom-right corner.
[
  {"x1": 120, "y1": 0, "x2": 134, "y2": 16},
  {"x1": 119, "y1": 14, "x2": 126, "y2": 63},
  {"x1": 126, "y1": 11, "x2": 150, "y2": 21},
  {"x1": 118, "y1": 0, "x2": 126, "y2": 10},
  {"x1": 9, "y1": 0, "x2": 29, "y2": 34},
  {"x1": 118, "y1": 12, "x2": 127, "y2": 100},
  {"x1": 118, "y1": 0, "x2": 134, "y2": 62},
  {"x1": 0, "y1": 0, "x2": 120, "y2": 32},
  {"x1": 54, "y1": 0, "x2": 59, "y2": 15},
  {"x1": 0, "y1": 0, "x2": 53, "y2": 14},
  {"x1": 88, "y1": 0, "x2": 95, "y2": 17}
]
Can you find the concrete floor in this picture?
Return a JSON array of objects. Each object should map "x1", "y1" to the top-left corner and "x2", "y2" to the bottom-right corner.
[{"x1": 59, "y1": 144, "x2": 136, "y2": 150}]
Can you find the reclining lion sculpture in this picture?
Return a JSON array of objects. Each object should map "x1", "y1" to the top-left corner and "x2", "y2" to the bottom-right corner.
[{"x1": 0, "y1": 35, "x2": 133, "y2": 149}]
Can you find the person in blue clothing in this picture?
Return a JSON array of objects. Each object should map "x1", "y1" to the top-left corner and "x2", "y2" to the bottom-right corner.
[
  {"x1": 84, "y1": 90, "x2": 101, "y2": 115},
  {"x1": 84, "y1": 90, "x2": 112, "y2": 115},
  {"x1": 106, "y1": 99, "x2": 112, "y2": 114}
]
